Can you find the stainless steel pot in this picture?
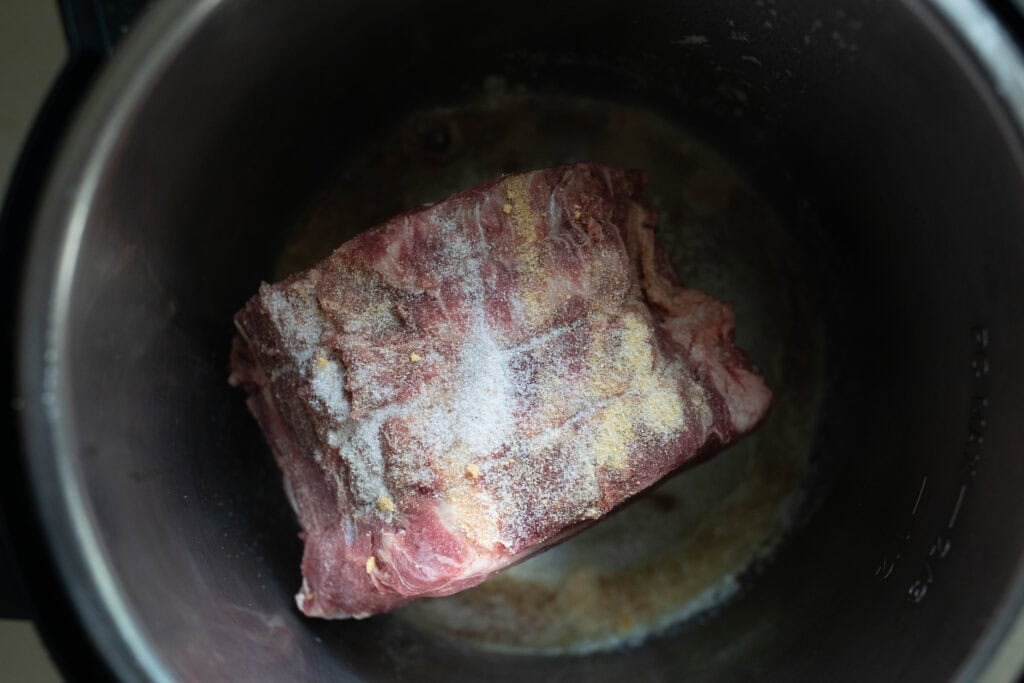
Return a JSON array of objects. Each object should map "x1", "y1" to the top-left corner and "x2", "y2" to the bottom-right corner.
[{"x1": 7, "y1": 0, "x2": 1024, "y2": 680}]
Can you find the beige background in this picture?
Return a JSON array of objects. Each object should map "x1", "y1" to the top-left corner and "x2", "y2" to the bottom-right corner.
[{"x1": 1, "y1": 0, "x2": 65, "y2": 680}]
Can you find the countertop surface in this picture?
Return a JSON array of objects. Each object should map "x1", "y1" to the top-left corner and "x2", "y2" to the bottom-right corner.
[{"x1": 1, "y1": 1, "x2": 65, "y2": 681}]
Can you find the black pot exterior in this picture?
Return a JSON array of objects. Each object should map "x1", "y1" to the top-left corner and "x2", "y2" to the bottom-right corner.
[{"x1": 13, "y1": 0, "x2": 1024, "y2": 681}]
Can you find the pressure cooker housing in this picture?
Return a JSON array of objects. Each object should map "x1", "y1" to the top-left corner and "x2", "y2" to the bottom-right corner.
[{"x1": 13, "y1": 0, "x2": 1024, "y2": 680}]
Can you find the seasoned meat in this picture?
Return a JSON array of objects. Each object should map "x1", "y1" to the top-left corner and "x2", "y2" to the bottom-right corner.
[{"x1": 229, "y1": 164, "x2": 772, "y2": 619}]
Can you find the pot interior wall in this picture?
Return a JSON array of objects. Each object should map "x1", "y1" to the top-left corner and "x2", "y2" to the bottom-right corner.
[{"x1": 44, "y1": 0, "x2": 1024, "y2": 680}]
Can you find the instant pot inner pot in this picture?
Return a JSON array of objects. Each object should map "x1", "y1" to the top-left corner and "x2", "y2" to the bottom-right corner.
[{"x1": 42, "y1": 0, "x2": 1024, "y2": 680}]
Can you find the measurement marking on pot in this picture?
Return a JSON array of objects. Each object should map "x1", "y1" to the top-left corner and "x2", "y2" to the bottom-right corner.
[
  {"x1": 875, "y1": 555, "x2": 898, "y2": 580},
  {"x1": 911, "y1": 475, "x2": 927, "y2": 516},
  {"x1": 907, "y1": 579, "x2": 928, "y2": 603},
  {"x1": 947, "y1": 484, "x2": 967, "y2": 530},
  {"x1": 901, "y1": 326, "x2": 989, "y2": 603},
  {"x1": 876, "y1": 475, "x2": 927, "y2": 582},
  {"x1": 907, "y1": 559, "x2": 938, "y2": 604},
  {"x1": 971, "y1": 326, "x2": 990, "y2": 378},
  {"x1": 929, "y1": 535, "x2": 951, "y2": 559}
]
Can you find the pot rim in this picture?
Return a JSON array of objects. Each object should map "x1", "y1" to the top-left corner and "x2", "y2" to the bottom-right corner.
[
  {"x1": 18, "y1": 3, "x2": 224, "y2": 680},
  {"x1": 14, "y1": 1, "x2": 1024, "y2": 681}
]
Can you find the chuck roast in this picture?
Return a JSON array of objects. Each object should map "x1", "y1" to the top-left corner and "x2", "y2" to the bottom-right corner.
[{"x1": 229, "y1": 164, "x2": 772, "y2": 618}]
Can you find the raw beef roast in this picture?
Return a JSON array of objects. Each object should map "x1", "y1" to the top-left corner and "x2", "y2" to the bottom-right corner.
[{"x1": 229, "y1": 164, "x2": 771, "y2": 619}]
